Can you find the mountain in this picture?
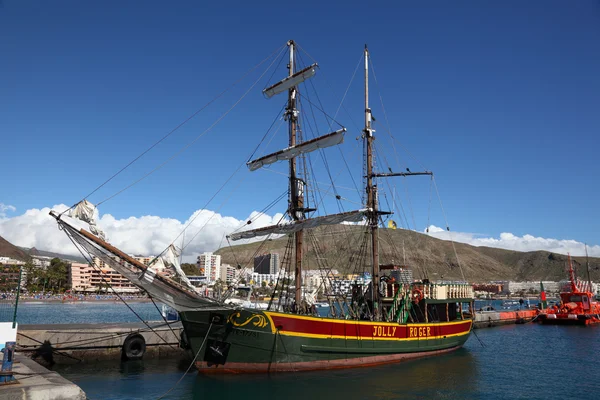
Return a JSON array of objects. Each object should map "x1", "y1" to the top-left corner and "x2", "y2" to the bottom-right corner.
[
  {"x1": 215, "y1": 226, "x2": 600, "y2": 282},
  {"x1": 0, "y1": 236, "x2": 31, "y2": 261},
  {"x1": 20, "y1": 246, "x2": 86, "y2": 263}
]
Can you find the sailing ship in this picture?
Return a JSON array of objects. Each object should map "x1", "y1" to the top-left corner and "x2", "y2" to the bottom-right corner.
[
  {"x1": 538, "y1": 254, "x2": 600, "y2": 325},
  {"x1": 51, "y1": 40, "x2": 474, "y2": 373}
]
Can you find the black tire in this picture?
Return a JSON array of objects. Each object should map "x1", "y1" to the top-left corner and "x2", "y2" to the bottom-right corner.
[{"x1": 122, "y1": 334, "x2": 146, "y2": 360}]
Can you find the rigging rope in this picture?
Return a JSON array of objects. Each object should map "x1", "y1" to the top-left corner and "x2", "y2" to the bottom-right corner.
[
  {"x1": 155, "y1": 322, "x2": 214, "y2": 400},
  {"x1": 431, "y1": 175, "x2": 466, "y2": 282},
  {"x1": 246, "y1": 103, "x2": 286, "y2": 163},
  {"x1": 62, "y1": 226, "x2": 178, "y2": 350},
  {"x1": 369, "y1": 55, "x2": 430, "y2": 173},
  {"x1": 61, "y1": 43, "x2": 287, "y2": 216},
  {"x1": 96, "y1": 48, "x2": 285, "y2": 207}
]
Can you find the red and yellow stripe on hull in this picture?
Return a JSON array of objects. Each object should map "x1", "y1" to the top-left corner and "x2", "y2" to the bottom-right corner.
[{"x1": 263, "y1": 311, "x2": 473, "y2": 341}]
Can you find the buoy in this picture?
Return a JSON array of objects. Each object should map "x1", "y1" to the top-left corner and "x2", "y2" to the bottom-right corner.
[{"x1": 122, "y1": 334, "x2": 146, "y2": 360}]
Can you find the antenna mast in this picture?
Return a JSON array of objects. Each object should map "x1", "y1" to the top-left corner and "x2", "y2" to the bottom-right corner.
[{"x1": 585, "y1": 244, "x2": 592, "y2": 293}]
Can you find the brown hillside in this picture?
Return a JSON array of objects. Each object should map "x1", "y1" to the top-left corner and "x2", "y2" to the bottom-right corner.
[
  {"x1": 0, "y1": 235, "x2": 31, "y2": 262},
  {"x1": 215, "y1": 226, "x2": 600, "y2": 282}
]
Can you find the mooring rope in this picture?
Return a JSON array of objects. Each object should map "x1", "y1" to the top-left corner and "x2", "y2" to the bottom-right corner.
[{"x1": 156, "y1": 322, "x2": 214, "y2": 400}]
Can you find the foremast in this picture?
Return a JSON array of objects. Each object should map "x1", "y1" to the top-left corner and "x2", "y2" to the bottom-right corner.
[
  {"x1": 363, "y1": 45, "x2": 380, "y2": 320},
  {"x1": 286, "y1": 40, "x2": 304, "y2": 306}
]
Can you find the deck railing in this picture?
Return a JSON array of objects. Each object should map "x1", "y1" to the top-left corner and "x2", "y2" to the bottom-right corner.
[{"x1": 412, "y1": 283, "x2": 474, "y2": 300}]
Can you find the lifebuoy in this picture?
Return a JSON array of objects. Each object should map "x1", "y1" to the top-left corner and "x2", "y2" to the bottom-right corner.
[
  {"x1": 122, "y1": 334, "x2": 146, "y2": 360},
  {"x1": 412, "y1": 288, "x2": 423, "y2": 303}
]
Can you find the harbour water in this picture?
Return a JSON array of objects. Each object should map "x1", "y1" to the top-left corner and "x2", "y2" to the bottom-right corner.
[
  {"x1": 23, "y1": 302, "x2": 598, "y2": 399},
  {"x1": 16, "y1": 301, "x2": 162, "y2": 324},
  {"x1": 52, "y1": 323, "x2": 600, "y2": 400}
]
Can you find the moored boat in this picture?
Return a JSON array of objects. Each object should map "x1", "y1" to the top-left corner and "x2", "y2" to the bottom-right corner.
[
  {"x1": 538, "y1": 254, "x2": 600, "y2": 326},
  {"x1": 51, "y1": 40, "x2": 474, "y2": 373}
]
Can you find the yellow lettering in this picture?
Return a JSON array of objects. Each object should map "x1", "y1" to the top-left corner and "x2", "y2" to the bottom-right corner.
[
  {"x1": 392, "y1": 327, "x2": 397, "y2": 337},
  {"x1": 377, "y1": 327, "x2": 382, "y2": 336},
  {"x1": 373, "y1": 326, "x2": 377, "y2": 336},
  {"x1": 427, "y1": 327, "x2": 431, "y2": 336}
]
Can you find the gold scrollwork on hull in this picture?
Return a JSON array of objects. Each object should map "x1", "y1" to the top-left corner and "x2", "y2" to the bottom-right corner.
[{"x1": 227, "y1": 312, "x2": 269, "y2": 328}]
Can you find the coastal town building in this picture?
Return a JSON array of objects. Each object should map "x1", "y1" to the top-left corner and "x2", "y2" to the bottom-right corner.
[
  {"x1": 219, "y1": 264, "x2": 235, "y2": 283},
  {"x1": 69, "y1": 262, "x2": 140, "y2": 293},
  {"x1": 0, "y1": 257, "x2": 25, "y2": 266},
  {"x1": 31, "y1": 256, "x2": 52, "y2": 269},
  {"x1": 253, "y1": 253, "x2": 279, "y2": 275},
  {"x1": 0, "y1": 265, "x2": 22, "y2": 291},
  {"x1": 249, "y1": 272, "x2": 282, "y2": 286},
  {"x1": 501, "y1": 281, "x2": 559, "y2": 295},
  {"x1": 0, "y1": 258, "x2": 26, "y2": 290},
  {"x1": 472, "y1": 283, "x2": 503, "y2": 294},
  {"x1": 389, "y1": 266, "x2": 413, "y2": 284},
  {"x1": 197, "y1": 252, "x2": 221, "y2": 282}
]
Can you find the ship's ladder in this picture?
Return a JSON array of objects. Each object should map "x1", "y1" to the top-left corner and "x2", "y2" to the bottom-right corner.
[{"x1": 387, "y1": 289, "x2": 412, "y2": 323}]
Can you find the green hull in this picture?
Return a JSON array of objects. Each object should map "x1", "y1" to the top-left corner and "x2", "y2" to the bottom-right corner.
[{"x1": 180, "y1": 307, "x2": 472, "y2": 373}]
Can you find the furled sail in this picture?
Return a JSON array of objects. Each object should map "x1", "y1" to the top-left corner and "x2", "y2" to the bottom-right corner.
[
  {"x1": 151, "y1": 244, "x2": 196, "y2": 291},
  {"x1": 68, "y1": 200, "x2": 106, "y2": 240},
  {"x1": 50, "y1": 211, "x2": 220, "y2": 312},
  {"x1": 247, "y1": 128, "x2": 345, "y2": 171},
  {"x1": 228, "y1": 209, "x2": 367, "y2": 241},
  {"x1": 263, "y1": 64, "x2": 317, "y2": 98}
]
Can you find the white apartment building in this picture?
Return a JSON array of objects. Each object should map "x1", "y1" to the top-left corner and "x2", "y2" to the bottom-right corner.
[
  {"x1": 31, "y1": 256, "x2": 52, "y2": 269},
  {"x1": 0, "y1": 257, "x2": 25, "y2": 266},
  {"x1": 220, "y1": 263, "x2": 235, "y2": 283},
  {"x1": 197, "y1": 252, "x2": 221, "y2": 282}
]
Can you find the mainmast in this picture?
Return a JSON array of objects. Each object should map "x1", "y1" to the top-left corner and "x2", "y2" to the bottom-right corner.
[
  {"x1": 364, "y1": 45, "x2": 380, "y2": 319},
  {"x1": 240, "y1": 39, "x2": 350, "y2": 310},
  {"x1": 287, "y1": 40, "x2": 304, "y2": 307}
]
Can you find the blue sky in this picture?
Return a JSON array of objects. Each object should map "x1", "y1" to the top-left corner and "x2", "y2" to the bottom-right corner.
[{"x1": 1, "y1": 1, "x2": 600, "y2": 255}]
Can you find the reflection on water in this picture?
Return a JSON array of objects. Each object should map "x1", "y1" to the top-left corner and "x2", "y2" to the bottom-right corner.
[{"x1": 56, "y1": 347, "x2": 479, "y2": 400}]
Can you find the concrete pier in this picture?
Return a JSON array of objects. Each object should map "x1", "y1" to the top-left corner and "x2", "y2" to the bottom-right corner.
[
  {"x1": 12, "y1": 312, "x2": 537, "y2": 368},
  {"x1": 0, "y1": 354, "x2": 85, "y2": 400},
  {"x1": 17, "y1": 321, "x2": 184, "y2": 364},
  {"x1": 474, "y1": 309, "x2": 538, "y2": 329}
]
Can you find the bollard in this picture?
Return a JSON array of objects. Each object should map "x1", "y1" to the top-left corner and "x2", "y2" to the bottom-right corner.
[{"x1": 0, "y1": 341, "x2": 17, "y2": 384}]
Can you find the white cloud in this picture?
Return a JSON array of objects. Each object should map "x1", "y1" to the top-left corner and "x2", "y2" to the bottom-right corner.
[
  {"x1": 0, "y1": 203, "x2": 16, "y2": 219},
  {"x1": 2, "y1": 205, "x2": 598, "y2": 263},
  {"x1": 0, "y1": 204, "x2": 283, "y2": 262},
  {"x1": 425, "y1": 225, "x2": 600, "y2": 257}
]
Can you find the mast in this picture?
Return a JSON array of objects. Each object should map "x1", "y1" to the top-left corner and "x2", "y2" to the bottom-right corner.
[
  {"x1": 364, "y1": 45, "x2": 380, "y2": 319},
  {"x1": 287, "y1": 40, "x2": 304, "y2": 307},
  {"x1": 585, "y1": 244, "x2": 592, "y2": 293},
  {"x1": 567, "y1": 253, "x2": 577, "y2": 292}
]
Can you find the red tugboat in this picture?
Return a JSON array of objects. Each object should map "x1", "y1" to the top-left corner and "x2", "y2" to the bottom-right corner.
[{"x1": 539, "y1": 254, "x2": 600, "y2": 326}]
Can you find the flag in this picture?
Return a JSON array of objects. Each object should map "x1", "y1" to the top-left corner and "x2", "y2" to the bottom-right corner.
[{"x1": 540, "y1": 281, "x2": 547, "y2": 309}]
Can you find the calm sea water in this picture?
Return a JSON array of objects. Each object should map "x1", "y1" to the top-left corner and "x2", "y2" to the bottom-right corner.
[
  {"x1": 17, "y1": 302, "x2": 600, "y2": 399},
  {"x1": 16, "y1": 301, "x2": 163, "y2": 324}
]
